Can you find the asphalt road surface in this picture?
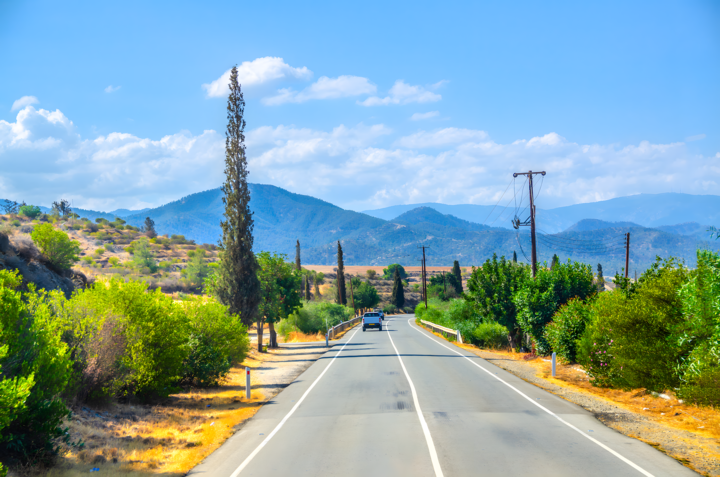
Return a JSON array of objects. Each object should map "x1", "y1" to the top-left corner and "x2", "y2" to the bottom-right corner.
[{"x1": 190, "y1": 314, "x2": 696, "y2": 477}]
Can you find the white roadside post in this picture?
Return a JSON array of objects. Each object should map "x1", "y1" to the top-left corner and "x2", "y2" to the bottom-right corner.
[
  {"x1": 551, "y1": 352, "x2": 557, "y2": 377},
  {"x1": 245, "y1": 367, "x2": 251, "y2": 399},
  {"x1": 326, "y1": 332, "x2": 329, "y2": 348},
  {"x1": 456, "y1": 329, "x2": 463, "y2": 344}
]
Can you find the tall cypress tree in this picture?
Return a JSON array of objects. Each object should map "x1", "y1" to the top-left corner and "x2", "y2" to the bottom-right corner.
[
  {"x1": 216, "y1": 66, "x2": 260, "y2": 328},
  {"x1": 452, "y1": 260, "x2": 463, "y2": 293},
  {"x1": 336, "y1": 241, "x2": 347, "y2": 305},
  {"x1": 513, "y1": 251, "x2": 518, "y2": 263},
  {"x1": 551, "y1": 254, "x2": 559, "y2": 270},
  {"x1": 597, "y1": 263, "x2": 605, "y2": 291},
  {"x1": 295, "y1": 239, "x2": 301, "y2": 271},
  {"x1": 304, "y1": 274, "x2": 311, "y2": 300},
  {"x1": 391, "y1": 267, "x2": 405, "y2": 309}
]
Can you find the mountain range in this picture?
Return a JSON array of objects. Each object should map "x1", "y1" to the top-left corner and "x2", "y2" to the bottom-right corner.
[{"x1": 6, "y1": 187, "x2": 718, "y2": 271}]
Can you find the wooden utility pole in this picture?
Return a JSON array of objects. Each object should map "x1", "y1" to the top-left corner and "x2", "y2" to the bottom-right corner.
[
  {"x1": 625, "y1": 232, "x2": 631, "y2": 279},
  {"x1": 348, "y1": 274, "x2": 356, "y2": 312},
  {"x1": 419, "y1": 246, "x2": 428, "y2": 309},
  {"x1": 512, "y1": 170, "x2": 546, "y2": 278}
]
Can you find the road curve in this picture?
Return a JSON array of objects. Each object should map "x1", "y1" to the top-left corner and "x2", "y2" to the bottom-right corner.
[{"x1": 189, "y1": 314, "x2": 696, "y2": 477}]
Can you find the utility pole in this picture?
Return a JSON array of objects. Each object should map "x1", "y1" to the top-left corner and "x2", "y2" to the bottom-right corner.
[
  {"x1": 512, "y1": 170, "x2": 546, "y2": 278},
  {"x1": 348, "y1": 274, "x2": 356, "y2": 313},
  {"x1": 418, "y1": 246, "x2": 429, "y2": 309},
  {"x1": 625, "y1": 232, "x2": 630, "y2": 279}
]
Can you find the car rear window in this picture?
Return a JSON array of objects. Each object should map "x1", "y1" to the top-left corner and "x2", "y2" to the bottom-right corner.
[{"x1": 365, "y1": 313, "x2": 379, "y2": 317}]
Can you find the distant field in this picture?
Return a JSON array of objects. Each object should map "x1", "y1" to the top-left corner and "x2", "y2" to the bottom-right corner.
[{"x1": 304, "y1": 265, "x2": 457, "y2": 274}]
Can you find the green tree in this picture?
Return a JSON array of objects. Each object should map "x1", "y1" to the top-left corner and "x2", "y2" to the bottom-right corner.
[
  {"x1": 391, "y1": 268, "x2": 405, "y2": 309},
  {"x1": 131, "y1": 237, "x2": 157, "y2": 272},
  {"x1": 18, "y1": 205, "x2": 41, "y2": 218},
  {"x1": 551, "y1": 254, "x2": 560, "y2": 269},
  {"x1": 465, "y1": 254, "x2": 530, "y2": 348},
  {"x1": 1, "y1": 200, "x2": 19, "y2": 215},
  {"x1": 596, "y1": 263, "x2": 605, "y2": 291},
  {"x1": 354, "y1": 280, "x2": 380, "y2": 309},
  {"x1": 513, "y1": 251, "x2": 517, "y2": 263},
  {"x1": 143, "y1": 217, "x2": 157, "y2": 239},
  {"x1": 452, "y1": 260, "x2": 463, "y2": 293},
  {"x1": 0, "y1": 270, "x2": 74, "y2": 466},
  {"x1": 383, "y1": 263, "x2": 407, "y2": 280},
  {"x1": 185, "y1": 249, "x2": 211, "y2": 285},
  {"x1": 304, "y1": 274, "x2": 311, "y2": 300},
  {"x1": 30, "y1": 223, "x2": 81, "y2": 270},
  {"x1": 514, "y1": 259, "x2": 595, "y2": 354},
  {"x1": 366, "y1": 269, "x2": 377, "y2": 280},
  {"x1": 312, "y1": 271, "x2": 324, "y2": 297},
  {"x1": 51, "y1": 199, "x2": 71, "y2": 217},
  {"x1": 295, "y1": 239, "x2": 301, "y2": 271},
  {"x1": 336, "y1": 242, "x2": 347, "y2": 305},
  {"x1": 256, "y1": 252, "x2": 301, "y2": 349},
  {"x1": 215, "y1": 65, "x2": 261, "y2": 328}
]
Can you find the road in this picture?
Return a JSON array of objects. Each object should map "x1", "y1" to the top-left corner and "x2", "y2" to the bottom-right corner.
[{"x1": 189, "y1": 314, "x2": 696, "y2": 477}]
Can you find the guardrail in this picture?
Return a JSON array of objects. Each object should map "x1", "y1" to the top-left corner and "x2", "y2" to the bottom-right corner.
[
  {"x1": 329, "y1": 315, "x2": 362, "y2": 339},
  {"x1": 420, "y1": 319, "x2": 463, "y2": 344}
]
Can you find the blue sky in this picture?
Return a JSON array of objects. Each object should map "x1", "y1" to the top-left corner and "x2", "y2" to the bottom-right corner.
[{"x1": 1, "y1": 0, "x2": 718, "y2": 212}]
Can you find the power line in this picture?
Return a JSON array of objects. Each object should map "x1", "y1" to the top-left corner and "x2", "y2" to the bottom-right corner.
[{"x1": 479, "y1": 177, "x2": 514, "y2": 226}]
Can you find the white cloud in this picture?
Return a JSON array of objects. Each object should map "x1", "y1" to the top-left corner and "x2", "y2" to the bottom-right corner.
[
  {"x1": 11, "y1": 96, "x2": 38, "y2": 112},
  {"x1": 202, "y1": 57, "x2": 312, "y2": 98},
  {"x1": 686, "y1": 133, "x2": 706, "y2": 142},
  {"x1": 410, "y1": 111, "x2": 439, "y2": 121},
  {"x1": 360, "y1": 80, "x2": 442, "y2": 106},
  {"x1": 2, "y1": 104, "x2": 716, "y2": 214},
  {"x1": 396, "y1": 128, "x2": 488, "y2": 148},
  {"x1": 262, "y1": 76, "x2": 376, "y2": 105},
  {"x1": 104, "y1": 85, "x2": 121, "y2": 93}
]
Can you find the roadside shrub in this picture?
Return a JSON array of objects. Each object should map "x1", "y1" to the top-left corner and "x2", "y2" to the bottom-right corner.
[
  {"x1": 30, "y1": 223, "x2": 81, "y2": 270},
  {"x1": 382, "y1": 304, "x2": 397, "y2": 314},
  {"x1": 678, "y1": 368, "x2": 720, "y2": 407},
  {"x1": 465, "y1": 254, "x2": 530, "y2": 348},
  {"x1": 80, "y1": 278, "x2": 190, "y2": 399},
  {"x1": 19, "y1": 205, "x2": 41, "y2": 218},
  {"x1": 414, "y1": 302, "x2": 427, "y2": 320},
  {"x1": 514, "y1": 260, "x2": 595, "y2": 355},
  {"x1": 85, "y1": 223, "x2": 98, "y2": 233},
  {"x1": 366, "y1": 270, "x2": 377, "y2": 279},
  {"x1": 0, "y1": 270, "x2": 74, "y2": 466},
  {"x1": 445, "y1": 298, "x2": 476, "y2": 322},
  {"x1": 282, "y1": 302, "x2": 353, "y2": 336},
  {"x1": 544, "y1": 298, "x2": 592, "y2": 362},
  {"x1": 472, "y1": 322, "x2": 509, "y2": 349},
  {"x1": 180, "y1": 297, "x2": 249, "y2": 387}
]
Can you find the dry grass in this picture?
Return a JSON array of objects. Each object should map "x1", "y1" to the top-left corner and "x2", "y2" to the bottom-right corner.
[
  {"x1": 39, "y1": 352, "x2": 269, "y2": 477},
  {"x1": 281, "y1": 330, "x2": 325, "y2": 343}
]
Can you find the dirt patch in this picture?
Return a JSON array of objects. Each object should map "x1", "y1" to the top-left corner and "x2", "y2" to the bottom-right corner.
[{"x1": 27, "y1": 344, "x2": 331, "y2": 477}]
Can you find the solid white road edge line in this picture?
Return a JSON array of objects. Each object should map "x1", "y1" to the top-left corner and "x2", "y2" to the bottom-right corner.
[
  {"x1": 407, "y1": 318, "x2": 655, "y2": 477},
  {"x1": 387, "y1": 318, "x2": 445, "y2": 477},
  {"x1": 228, "y1": 327, "x2": 361, "y2": 477}
]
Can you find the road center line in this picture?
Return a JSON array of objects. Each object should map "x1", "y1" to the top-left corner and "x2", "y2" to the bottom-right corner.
[
  {"x1": 228, "y1": 327, "x2": 361, "y2": 477},
  {"x1": 407, "y1": 318, "x2": 655, "y2": 477},
  {"x1": 387, "y1": 318, "x2": 445, "y2": 477}
]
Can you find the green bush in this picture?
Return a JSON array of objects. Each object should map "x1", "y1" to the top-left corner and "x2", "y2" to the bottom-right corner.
[
  {"x1": 465, "y1": 254, "x2": 530, "y2": 347},
  {"x1": 676, "y1": 249, "x2": 720, "y2": 404},
  {"x1": 281, "y1": 302, "x2": 353, "y2": 336},
  {"x1": 514, "y1": 260, "x2": 595, "y2": 355},
  {"x1": 472, "y1": 322, "x2": 509, "y2": 349},
  {"x1": 185, "y1": 249, "x2": 210, "y2": 286},
  {"x1": 577, "y1": 259, "x2": 689, "y2": 391},
  {"x1": 181, "y1": 297, "x2": 249, "y2": 387},
  {"x1": 10, "y1": 220, "x2": 20, "y2": 227},
  {"x1": 130, "y1": 238, "x2": 157, "y2": 273},
  {"x1": 19, "y1": 205, "x2": 41, "y2": 218},
  {"x1": 544, "y1": 298, "x2": 592, "y2": 362},
  {"x1": 0, "y1": 270, "x2": 74, "y2": 466},
  {"x1": 80, "y1": 278, "x2": 190, "y2": 398},
  {"x1": 30, "y1": 223, "x2": 81, "y2": 270},
  {"x1": 382, "y1": 304, "x2": 397, "y2": 315}
]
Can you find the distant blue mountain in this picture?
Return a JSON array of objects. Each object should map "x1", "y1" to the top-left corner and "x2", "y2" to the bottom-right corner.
[{"x1": 363, "y1": 193, "x2": 720, "y2": 233}]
